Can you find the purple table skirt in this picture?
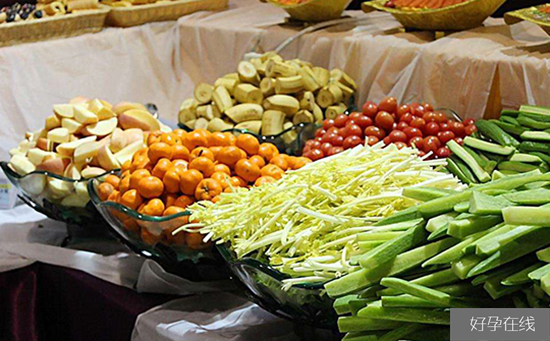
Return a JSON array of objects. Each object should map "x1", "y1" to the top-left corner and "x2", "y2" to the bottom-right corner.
[{"x1": 0, "y1": 263, "x2": 178, "y2": 341}]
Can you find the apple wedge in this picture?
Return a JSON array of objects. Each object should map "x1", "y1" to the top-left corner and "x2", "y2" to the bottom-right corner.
[
  {"x1": 114, "y1": 140, "x2": 144, "y2": 166},
  {"x1": 36, "y1": 138, "x2": 54, "y2": 152},
  {"x1": 61, "y1": 193, "x2": 89, "y2": 208},
  {"x1": 88, "y1": 99, "x2": 116, "y2": 120},
  {"x1": 123, "y1": 128, "x2": 144, "y2": 146},
  {"x1": 20, "y1": 174, "x2": 46, "y2": 195},
  {"x1": 61, "y1": 118, "x2": 84, "y2": 134},
  {"x1": 56, "y1": 136, "x2": 97, "y2": 157},
  {"x1": 109, "y1": 128, "x2": 127, "y2": 153},
  {"x1": 37, "y1": 157, "x2": 70, "y2": 176},
  {"x1": 113, "y1": 102, "x2": 147, "y2": 116},
  {"x1": 74, "y1": 141, "x2": 101, "y2": 164},
  {"x1": 97, "y1": 144, "x2": 121, "y2": 171},
  {"x1": 81, "y1": 167, "x2": 107, "y2": 179},
  {"x1": 47, "y1": 128, "x2": 70, "y2": 144},
  {"x1": 74, "y1": 181, "x2": 89, "y2": 198},
  {"x1": 119, "y1": 109, "x2": 160, "y2": 132},
  {"x1": 47, "y1": 178, "x2": 73, "y2": 198},
  {"x1": 82, "y1": 117, "x2": 118, "y2": 137},
  {"x1": 69, "y1": 96, "x2": 90, "y2": 105},
  {"x1": 27, "y1": 148, "x2": 53, "y2": 166},
  {"x1": 64, "y1": 162, "x2": 82, "y2": 180},
  {"x1": 74, "y1": 105, "x2": 99, "y2": 125},
  {"x1": 9, "y1": 154, "x2": 36, "y2": 175},
  {"x1": 53, "y1": 104, "x2": 75, "y2": 119},
  {"x1": 45, "y1": 115, "x2": 61, "y2": 130}
]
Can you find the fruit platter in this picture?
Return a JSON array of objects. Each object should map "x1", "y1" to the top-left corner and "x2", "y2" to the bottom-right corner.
[
  {"x1": 505, "y1": 4, "x2": 550, "y2": 36},
  {"x1": 362, "y1": 0, "x2": 506, "y2": 31},
  {"x1": 259, "y1": 0, "x2": 352, "y2": 22}
]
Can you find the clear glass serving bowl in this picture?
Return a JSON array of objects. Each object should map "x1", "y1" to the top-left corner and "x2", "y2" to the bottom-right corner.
[
  {"x1": 88, "y1": 177, "x2": 230, "y2": 281},
  {"x1": 1, "y1": 161, "x2": 114, "y2": 240}
]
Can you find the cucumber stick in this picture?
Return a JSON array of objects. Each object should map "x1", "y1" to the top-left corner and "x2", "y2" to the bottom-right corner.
[
  {"x1": 476, "y1": 120, "x2": 520, "y2": 147},
  {"x1": 502, "y1": 207, "x2": 550, "y2": 226},
  {"x1": 510, "y1": 153, "x2": 543, "y2": 163},
  {"x1": 463, "y1": 223, "x2": 512, "y2": 255},
  {"x1": 501, "y1": 110, "x2": 520, "y2": 118},
  {"x1": 426, "y1": 213, "x2": 457, "y2": 233},
  {"x1": 402, "y1": 187, "x2": 458, "y2": 202},
  {"x1": 338, "y1": 316, "x2": 403, "y2": 332},
  {"x1": 380, "y1": 277, "x2": 452, "y2": 306},
  {"x1": 357, "y1": 302, "x2": 450, "y2": 325},
  {"x1": 528, "y1": 263, "x2": 550, "y2": 281},
  {"x1": 447, "y1": 215, "x2": 503, "y2": 239},
  {"x1": 381, "y1": 295, "x2": 445, "y2": 308},
  {"x1": 378, "y1": 323, "x2": 425, "y2": 341},
  {"x1": 447, "y1": 140, "x2": 490, "y2": 183},
  {"x1": 537, "y1": 247, "x2": 550, "y2": 262},
  {"x1": 446, "y1": 157, "x2": 474, "y2": 185},
  {"x1": 504, "y1": 188, "x2": 550, "y2": 205},
  {"x1": 521, "y1": 131, "x2": 550, "y2": 142},
  {"x1": 449, "y1": 156, "x2": 477, "y2": 184},
  {"x1": 464, "y1": 137, "x2": 516, "y2": 156},
  {"x1": 453, "y1": 201, "x2": 470, "y2": 213},
  {"x1": 476, "y1": 226, "x2": 542, "y2": 256},
  {"x1": 469, "y1": 191, "x2": 513, "y2": 215},
  {"x1": 541, "y1": 273, "x2": 550, "y2": 296},
  {"x1": 491, "y1": 120, "x2": 526, "y2": 136},
  {"x1": 452, "y1": 254, "x2": 484, "y2": 280},
  {"x1": 342, "y1": 332, "x2": 380, "y2": 341},
  {"x1": 484, "y1": 275, "x2": 523, "y2": 300},
  {"x1": 519, "y1": 141, "x2": 550, "y2": 154},
  {"x1": 358, "y1": 232, "x2": 403, "y2": 242},
  {"x1": 518, "y1": 114, "x2": 550, "y2": 130},
  {"x1": 334, "y1": 295, "x2": 359, "y2": 315},
  {"x1": 374, "y1": 207, "x2": 421, "y2": 227},
  {"x1": 502, "y1": 263, "x2": 544, "y2": 286},
  {"x1": 497, "y1": 161, "x2": 540, "y2": 173},
  {"x1": 377, "y1": 269, "x2": 459, "y2": 297}
]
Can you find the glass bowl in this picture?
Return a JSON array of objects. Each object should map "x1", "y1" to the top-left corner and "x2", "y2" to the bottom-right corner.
[
  {"x1": 88, "y1": 178, "x2": 230, "y2": 281},
  {"x1": 217, "y1": 244, "x2": 337, "y2": 330},
  {"x1": 1, "y1": 161, "x2": 114, "y2": 241}
]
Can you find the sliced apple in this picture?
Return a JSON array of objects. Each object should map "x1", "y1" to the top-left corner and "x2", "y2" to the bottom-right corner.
[
  {"x1": 81, "y1": 167, "x2": 107, "y2": 179},
  {"x1": 61, "y1": 193, "x2": 89, "y2": 208},
  {"x1": 37, "y1": 157, "x2": 69, "y2": 176},
  {"x1": 18, "y1": 140, "x2": 33, "y2": 153},
  {"x1": 69, "y1": 96, "x2": 90, "y2": 105},
  {"x1": 61, "y1": 118, "x2": 84, "y2": 134},
  {"x1": 160, "y1": 122, "x2": 172, "y2": 133},
  {"x1": 36, "y1": 138, "x2": 54, "y2": 152},
  {"x1": 56, "y1": 136, "x2": 97, "y2": 157},
  {"x1": 64, "y1": 162, "x2": 82, "y2": 180},
  {"x1": 82, "y1": 117, "x2": 118, "y2": 137},
  {"x1": 74, "y1": 181, "x2": 89, "y2": 198},
  {"x1": 9, "y1": 148, "x2": 24, "y2": 156},
  {"x1": 118, "y1": 109, "x2": 160, "y2": 132},
  {"x1": 20, "y1": 174, "x2": 46, "y2": 196},
  {"x1": 123, "y1": 128, "x2": 144, "y2": 146},
  {"x1": 53, "y1": 104, "x2": 75, "y2": 119},
  {"x1": 47, "y1": 178, "x2": 73, "y2": 198},
  {"x1": 74, "y1": 105, "x2": 99, "y2": 125},
  {"x1": 113, "y1": 102, "x2": 147, "y2": 116},
  {"x1": 109, "y1": 128, "x2": 127, "y2": 153},
  {"x1": 88, "y1": 99, "x2": 116, "y2": 120},
  {"x1": 97, "y1": 144, "x2": 121, "y2": 171},
  {"x1": 9, "y1": 154, "x2": 36, "y2": 175},
  {"x1": 45, "y1": 115, "x2": 61, "y2": 130},
  {"x1": 74, "y1": 141, "x2": 101, "y2": 164},
  {"x1": 47, "y1": 128, "x2": 70, "y2": 144},
  {"x1": 27, "y1": 148, "x2": 53, "y2": 166},
  {"x1": 114, "y1": 140, "x2": 144, "y2": 166}
]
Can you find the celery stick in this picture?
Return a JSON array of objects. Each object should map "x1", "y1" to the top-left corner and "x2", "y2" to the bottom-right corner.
[
  {"x1": 402, "y1": 187, "x2": 458, "y2": 202},
  {"x1": 343, "y1": 332, "x2": 380, "y2": 341},
  {"x1": 378, "y1": 323, "x2": 425, "y2": 341},
  {"x1": 424, "y1": 228, "x2": 494, "y2": 267},
  {"x1": 358, "y1": 232, "x2": 404, "y2": 242},
  {"x1": 504, "y1": 188, "x2": 550, "y2": 205},
  {"x1": 326, "y1": 239, "x2": 458, "y2": 297},
  {"x1": 447, "y1": 215, "x2": 503, "y2": 239},
  {"x1": 541, "y1": 272, "x2": 550, "y2": 296},
  {"x1": 377, "y1": 269, "x2": 459, "y2": 297},
  {"x1": 357, "y1": 303, "x2": 450, "y2": 325},
  {"x1": 476, "y1": 226, "x2": 542, "y2": 257},
  {"x1": 528, "y1": 263, "x2": 550, "y2": 281},
  {"x1": 380, "y1": 277, "x2": 451, "y2": 306},
  {"x1": 462, "y1": 223, "x2": 511, "y2": 255},
  {"x1": 338, "y1": 316, "x2": 403, "y2": 333},
  {"x1": 453, "y1": 202, "x2": 470, "y2": 213},
  {"x1": 502, "y1": 263, "x2": 544, "y2": 286},
  {"x1": 452, "y1": 254, "x2": 484, "y2": 280},
  {"x1": 359, "y1": 223, "x2": 427, "y2": 269},
  {"x1": 426, "y1": 213, "x2": 457, "y2": 233},
  {"x1": 537, "y1": 247, "x2": 550, "y2": 262},
  {"x1": 502, "y1": 207, "x2": 550, "y2": 226},
  {"x1": 469, "y1": 191, "x2": 512, "y2": 215},
  {"x1": 334, "y1": 295, "x2": 358, "y2": 315},
  {"x1": 374, "y1": 207, "x2": 422, "y2": 227}
]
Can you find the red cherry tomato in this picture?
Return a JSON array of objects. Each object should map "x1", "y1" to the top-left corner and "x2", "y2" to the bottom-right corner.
[
  {"x1": 314, "y1": 137, "x2": 323, "y2": 142},
  {"x1": 383, "y1": 136, "x2": 391, "y2": 145},
  {"x1": 321, "y1": 142, "x2": 333, "y2": 155},
  {"x1": 345, "y1": 119, "x2": 357, "y2": 127},
  {"x1": 375, "y1": 111, "x2": 395, "y2": 131},
  {"x1": 364, "y1": 126, "x2": 386, "y2": 140},
  {"x1": 394, "y1": 142, "x2": 407, "y2": 150},
  {"x1": 330, "y1": 134, "x2": 344, "y2": 147},
  {"x1": 396, "y1": 105, "x2": 411, "y2": 119},
  {"x1": 438, "y1": 131, "x2": 455, "y2": 144},
  {"x1": 315, "y1": 129, "x2": 326, "y2": 138},
  {"x1": 343, "y1": 135, "x2": 363, "y2": 149},
  {"x1": 389, "y1": 130, "x2": 408, "y2": 143},
  {"x1": 367, "y1": 136, "x2": 379, "y2": 146},
  {"x1": 323, "y1": 119, "x2": 335, "y2": 130},
  {"x1": 305, "y1": 140, "x2": 316, "y2": 147},
  {"x1": 378, "y1": 97, "x2": 398, "y2": 114},
  {"x1": 326, "y1": 126, "x2": 339, "y2": 135},
  {"x1": 334, "y1": 114, "x2": 349, "y2": 128},
  {"x1": 345, "y1": 124, "x2": 363, "y2": 137},
  {"x1": 423, "y1": 103, "x2": 434, "y2": 112},
  {"x1": 321, "y1": 133, "x2": 336, "y2": 144},
  {"x1": 425, "y1": 122, "x2": 440, "y2": 136},
  {"x1": 349, "y1": 112, "x2": 363, "y2": 121},
  {"x1": 418, "y1": 150, "x2": 427, "y2": 158},
  {"x1": 435, "y1": 147, "x2": 451, "y2": 159},
  {"x1": 423, "y1": 112, "x2": 437, "y2": 123},
  {"x1": 409, "y1": 136, "x2": 424, "y2": 150},
  {"x1": 400, "y1": 113, "x2": 414, "y2": 124},
  {"x1": 362, "y1": 102, "x2": 378, "y2": 118},
  {"x1": 355, "y1": 115, "x2": 373, "y2": 130},
  {"x1": 465, "y1": 125, "x2": 478, "y2": 136},
  {"x1": 454, "y1": 137, "x2": 464, "y2": 145},
  {"x1": 434, "y1": 112, "x2": 448, "y2": 124},
  {"x1": 403, "y1": 127, "x2": 423, "y2": 139},
  {"x1": 463, "y1": 118, "x2": 475, "y2": 126},
  {"x1": 337, "y1": 128, "x2": 347, "y2": 137},
  {"x1": 410, "y1": 118, "x2": 426, "y2": 131},
  {"x1": 439, "y1": 122, "x2": 450, "y2": 131},
  {"x1": 423, "y1": 136, "x2": 441, "y2": 154},
  {"x1": 450, "y1": 121, "x2": 466, "y2": 137},
  {"x1": 397, "y1": 122, "x2": 409, "y2": 131},
  {"x1": 411, "y1": 105, "x2": 425, "y2": 117},
  {"x1": 302, "y1": 145, "x2": 311, "y2": 154},
  {"x1": 309, "y1": 149, "x2": 325, "y2": 161},
  {"x1": 310, "y1": 140, "x2": 322, "y2": 150},
  {"x1": 328, "y1": 146, "x2": 344, "y2": 156}
]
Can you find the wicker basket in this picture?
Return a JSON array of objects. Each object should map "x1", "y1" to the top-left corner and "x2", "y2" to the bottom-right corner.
[
  {"x1": 0, "y1": 6, "x2": 109, "y2": 47},
  {"x1": 362, "y1": 0, "x2": 506, "y2": 31},
  {"x1": 261, "y1": 0, "x2": 352, "y2": 22},
  {"x1": 105, "y1": 0, "x2": 228, "y2": 27},
  {"x1": 505, "y1": 6, "x2": 550, "y2": 36}
]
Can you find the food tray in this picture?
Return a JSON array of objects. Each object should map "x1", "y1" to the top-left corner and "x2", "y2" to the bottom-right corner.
[
  {"x1": 261, "y1": 0, "x2": 352, "y2": 22},
  {"x1": 0, "y1": 6, "x2": 109, "y2": 47},
  {"x1": 504, "y1": 5, "x2": 550, "y2": 36},
  {"x1": 362, "y1": 0, "x2": 506, "y2": 31},
  {"x1": 105, "y1": 0, "x2": 228, "y2": 27}
]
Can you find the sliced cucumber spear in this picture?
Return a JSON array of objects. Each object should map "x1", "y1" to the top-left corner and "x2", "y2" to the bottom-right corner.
[
  {"x1": 476, "y1": 120, "x2": 520, "y2": 147},
  {"x1": 338, "y1": 316, "x2": 403, "y2": 333},
  {"x1": 502, "y1": 263, "x2": 544, "y2": 286},
  {"x1": 503, "y1": 207, "x2": 550, "y2": 226},
  {"x1": 377, "y1": 268, "x2": 459, "y2": 297},
  {"x1": 357, "y1": 302, "x2": 450, "y2": 325},
  {"x1": 463, "y1": 137, "x2": 516, "y2": 156},
  {"x1": 447, "y1": 140, "x2": 490, "y2": 183}
]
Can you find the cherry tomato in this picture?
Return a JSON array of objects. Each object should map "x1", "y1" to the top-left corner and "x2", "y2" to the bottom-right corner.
[
  {"x1": 328, "y1": 146, "x2": 344, "y2": 156},
  {"x1": 302, "y1": 145, "x2": 310, "y2": 154},
  {"x1": 334, "y1": 114, "x2": 349, "y2": 128},
  {"x1": 345, "y1": 124, "x2": 363, "y2": 137},
  {"x1": 315, "y1": 137, "x2": 323, "y2": 142},
  {"x1": 375, "y1": 111, "x2": 395, "y2": 131},
  {"x1": 326, "y1": 126, "x2": 339, "y2": 135},
  {"x1": 311, "y1": 140, "x2": 322, "y2": 150},
  {"x1": 394, "y1": 142, "x2": 407, "y2": 150},
  {"x1": 315, "y1": 129, "x2": 326, "y2": 138},
  {"x1": 343, "y1": 135, "x2": 363, "y2": 149},
  {"x1": 383, "y1": 136, "x2": 391, "y2": 145},
  {"x1": 330, "y1": 134, "x2": 344, "y2": 147},
  {"x1": 349, "y1": 112, "x2": 363, "y2": 121},
  {"x1": 367, "y1": 136, "x2": 379, "y2": 146},
  {"x1": 438, "y1": 131, "x2": 455, "y2": 144},
  {"x1": 463, "y1": 118, "x2": 475, "y2": 126},
  {"x1": 411, "y1": 105, "x2": 425, "y2": 117},
  {"x1": 345, "y1": 119, "x2": 357, "y2": 127},
  {"x1": 364, "y1": 126, "x2": 386, "y2": 140},
  {"x1": 310, "y1": 149, "x2": 325, "y2": 161},
  {"x1": 397, "y1": 122, "x2": 409, "y2": 131},
  {"x1": 338, "y1": 128, "x2": 347, "y2": 137},
  {"x1": 409, "y1": 136, "x2": 424, "y2": 150},
  {"x1": 410, "y1": 118, "x2": 426, "y2": 131},
  {"x1": 391, "y1": 122, "x2": 398, "y2": 131},
  {"x1": 403, "y1": 127, "x2": 423, "y2": 139},
  {"x1": 423, "y1": 103, "x2": 434, "y2": 112},
  {"x1": 423, "y1": 112, "x2": 437, "y2": 123},
  {"x1": 400, "y1": 113, "x2": 414, "y2": 124},
  {"x1": 362, "y1": 102, "x2": 378, "y2": 118},
  {"x1": 378, "y1": 97, "x2": 398, "y2": 113},
  {"x1": 465, "y1": 125, "x2": 478, "y2": 136},
  {"x1": 321, "y1": 133, "x2": 336, "y2": 144},
  {"x1": 436, "y1": 147, "x2": 451, "y2": 159},
  {"x1": 434, "y1": 112, "x2": 448, "y2": 124},
  {"x1": 454, "y1": 137, "x2": 464, "y2": 145},
  {"x1": 423, "y1": 136, "x2": 441, "y2": 154},
  {"x1": 389, "y1": 130, "x2": 408, "y2": 143},
  {"x1": 418, "y1": 150, "x2": 427, "y2": 158},
  {"x1": 439, "y1": 122, "x2": 450, "y2": 131},
  {"x1": 321, "y1": 142, "x2": 333, "y2": 155},
  {"x1": 424, "y1": 122, "x2": 440, "y2": 136},
  {"x1": 323, "y1": 119, "x2": 335, "y2": 130},
  {"x1": 355, "y1": 115, "x2": 373, "y2": 130},
  {"x1": 450, "y1": 121, "x2": 466, "y2": 137},
  {"x1": 305, "y1": 140, "x2": 316, "y2": 148},
  {"x1": 396, "y1": 105, "x2": 411, "y2": 119}
]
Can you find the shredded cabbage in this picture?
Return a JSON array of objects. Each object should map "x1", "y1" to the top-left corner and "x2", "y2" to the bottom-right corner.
[{"x1": 183, "y1": 142, "x2": 465, "y2": 286}]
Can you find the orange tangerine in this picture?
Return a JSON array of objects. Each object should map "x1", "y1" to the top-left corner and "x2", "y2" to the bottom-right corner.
[
  {"x1": 254, "y1": 176, "x2": 276, "y2": 186},
  {"x1": 172, "y1": 145, "x2": 190, "y2": 161},
  {"x1": 236, "y1": 134, "x2": 260, "y2": 156},
  {"x1": 249, "y1": 155, "x2": 266, "y2": 168},
  {"x1": 107, "y1": 189, "x2": 120, "y2": 202},
  {"x1": 152, "y1": 158, "x2": 172, "y2": 179},
  {"x1": 121, "y1": 160, "x2": 132, "y2": 173},
  {"x1": 141, "y1": 228, "x2": 162, "y2": 245},
  {"x1": 147, "y1": 131, "x2": 162, "y2": 146},
  {"x1": 174, "y1": 195, "x2": 195, "y2": 209},
  {"x1": 270, "y1": 154, "x2": 289, "y2": 171},
  {"x1": 119, "y1": 189, "x2": 143, "y2": 210},
  {"x1": 190, "y1": 147, "x2": 215, "y2": 162},
  {"x1": 104, "y1": 175, "x2": 121, "y2": 189},
  {"x1": 211, "y1": 171, "x2": 232, "y2": 189},
  {"x1": 234, "y1": 159, "x2": 261, "y2": 183},
  {"x1": 130, "y1": 169, "x2": 151, "y2": 190},
  {"x1": 119, "y1": 176, "x2": 131, "y2": 193},
  {"x1": 258, "y1": 143, "x2": 279, "y2": 162},
  {"x1": 210, "y1": 146, "x2": 223, "y2": 160},
  {"x1": 233, "y1": 176, "x2": 247, "y2": 187},
  {"x1": 172, "y1": 159, "x2": 188, "y2": 171},
  {"x1": 179, "y1": 169, "x2": 204, "y2": 196},
  {"x1": 163, "y1": 193, "x2": 178, "y2": 208},
  {"x1": 163, "y1": 206, "x2": 186, "y2": 217},
  {"x1": 163, "y1": 168, "x2": 181, "y2": 193},
  {"x1": 160, "y1": 133, "x2": 181, "y2": 146},
  {"x1": 291, "y1": 156, "x2": 311, "y2": 170},
  {"x1": 98, "y1": 182, "x2": 115, "y2": 201},
  {"x1": 148, "y1": 142, "x2": 172, "y2": 164},
  {"x1": 195, "y1": 178, "x2": 222, "y2": 201},
  {"x1": 184, "y1": 131, "x2": 208, "y2": 150},
  {"x1": 217, "y1": 146, "x2": 245, "y2": 168},
  {"x1": 141, "y1": 198, "x2": 165, "y2": 216},
  {"x1": 137, "y1": 176, "x2": 164, "y2": 199},
  {"x1": 209, "y1": 132, "x2": 232, "y2": 147},
  {"x1": 224, "y1": 132, "x2": 237, "y2": 146},
  {"x1": 188, "y1": 157, "x2": 215, "y2": 178},
  {"x1": 186, "y1": 230, "x2": 208, "y2": 250},
  {"x1": 173, "y1": 129, "x2": 187, "y2": 138},
  {"x1": 260, "y1": 164, "x2": 284, "y2": 180},
  {"x1": 213, "y1": 163, "x2": 231, "y2": 175}
]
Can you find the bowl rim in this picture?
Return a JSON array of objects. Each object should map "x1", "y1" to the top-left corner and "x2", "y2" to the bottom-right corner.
[
  {"x1": 1, "y1": 160, "x2": 117, "y2": 183},
  {"x1": 263, "y1": 0, "x2": 349, "y2": 10},
  {"x1": 363, "y1": 0, "x2": 488, "y2": 14}
]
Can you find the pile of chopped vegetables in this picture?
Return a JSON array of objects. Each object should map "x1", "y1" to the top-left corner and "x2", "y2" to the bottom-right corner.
[{"x1": 183, "y1": 143, "x2": 465, "y2": 286}]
